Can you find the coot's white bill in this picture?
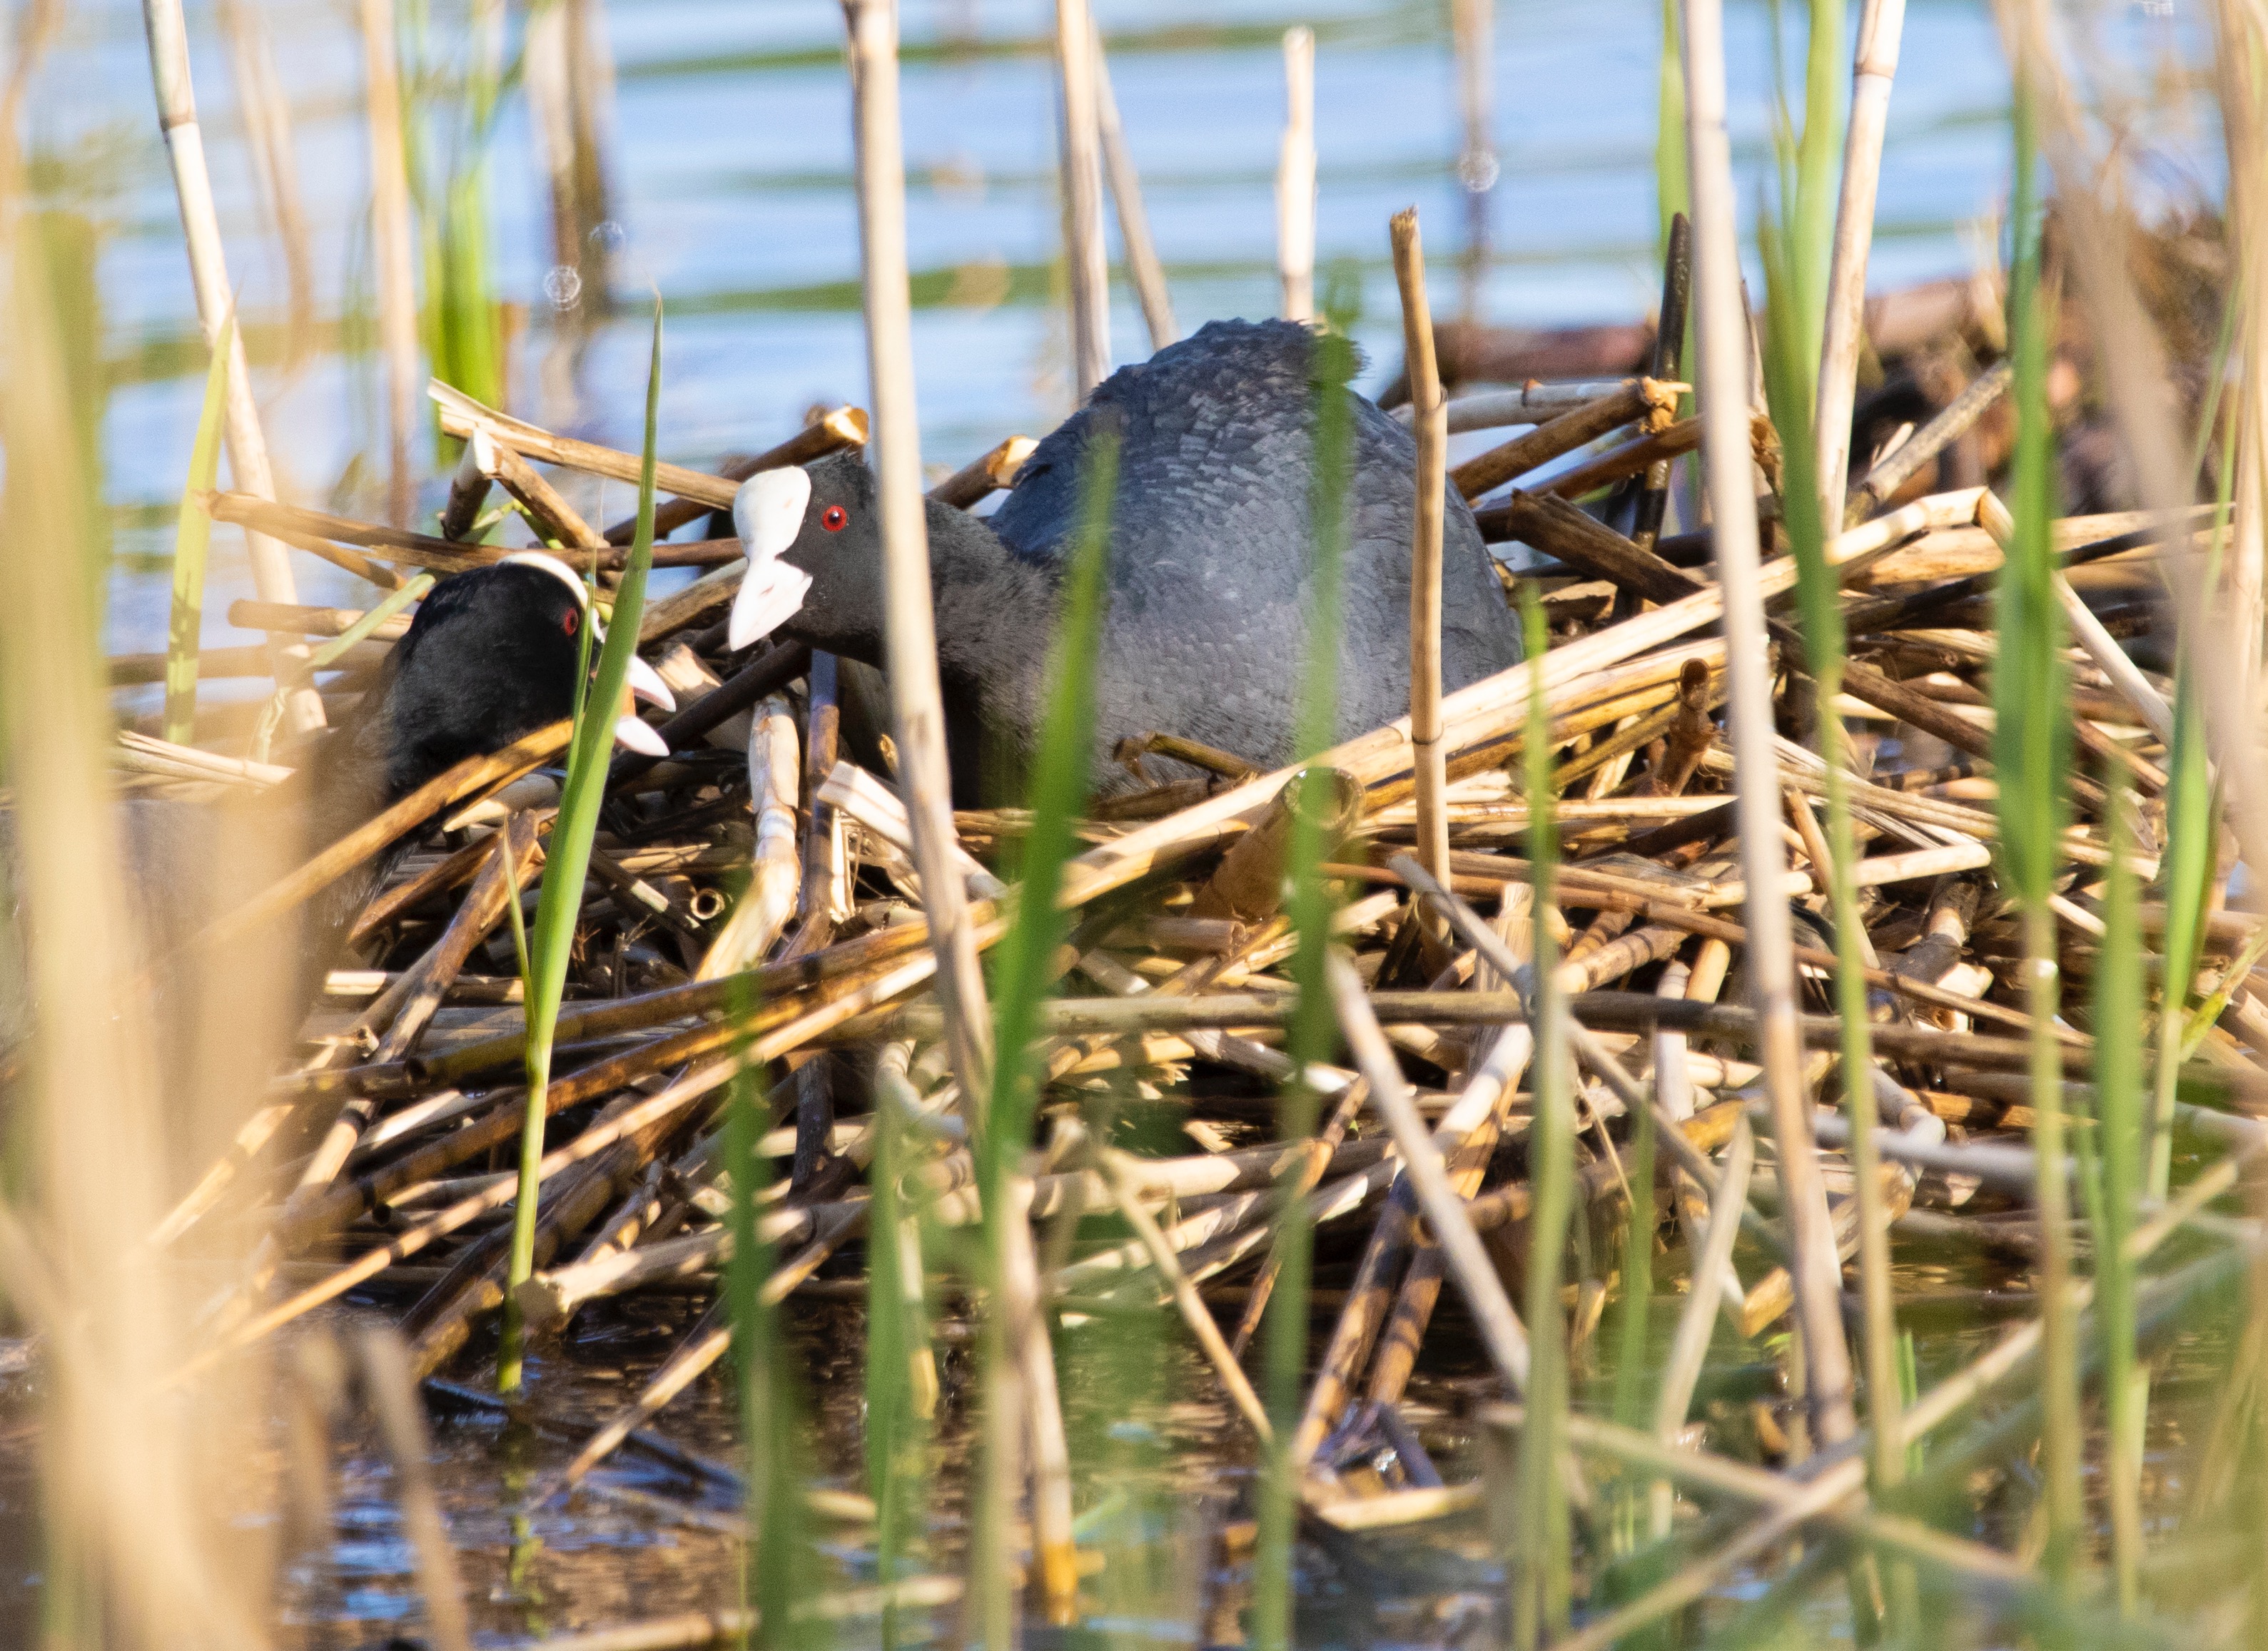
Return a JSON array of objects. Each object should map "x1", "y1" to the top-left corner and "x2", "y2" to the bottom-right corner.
[
  {"x1": 614, "y1": 716, "x2": 671, "y2": 758},
  {"x1": 624, "y1": 653, "x2": 676, "y2": 711},
  {"x1": 728, "y1": 468, "x2": 814, "y2": 650}
]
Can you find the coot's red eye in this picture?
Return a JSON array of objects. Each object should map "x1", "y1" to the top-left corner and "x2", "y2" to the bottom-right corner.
[
  {"x1": 821, "y1": 504, "x2": 849, "y2": 532},
  {"x1": 562, "y1": 609, "x2": 579, "y2": 637}
]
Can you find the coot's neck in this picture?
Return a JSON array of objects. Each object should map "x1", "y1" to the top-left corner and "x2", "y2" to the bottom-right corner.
[{"x1": 920, "y1": 502, "x2": 1059, "y2": 804}]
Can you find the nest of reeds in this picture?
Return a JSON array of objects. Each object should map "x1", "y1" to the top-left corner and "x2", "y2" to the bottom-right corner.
[{"x1": 108, "y1": 201, "x2": 2266, "y2": 1647}]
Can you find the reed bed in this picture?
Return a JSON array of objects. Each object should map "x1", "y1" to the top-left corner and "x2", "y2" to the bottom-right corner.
[{"x1": 19, "y1": 1, "x2": 2268, "y2": 1648}]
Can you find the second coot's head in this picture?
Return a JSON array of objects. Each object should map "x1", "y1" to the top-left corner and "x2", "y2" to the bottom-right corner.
[{"x1": 365, "y1": 552, "x2": 677, "y2": 801}]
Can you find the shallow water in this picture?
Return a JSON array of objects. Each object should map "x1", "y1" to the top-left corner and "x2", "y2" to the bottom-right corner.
[{"x1": 5, "y1": 0, "x2": 2242, "y2": 1640}]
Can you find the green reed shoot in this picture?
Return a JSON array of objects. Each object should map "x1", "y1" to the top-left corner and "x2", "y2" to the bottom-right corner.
[
  {"x1": 724, "y1": 978, "x2": 819, "y2": 1651},
  {"x1": 1995, "y1": 70, "x2": 2082, "y2": 1585},
  {"x1": 2151, "y1": 650, "x2": 2218, "y2": 1202},
  {"x1": 1759, "y1": 208, "x2": 1908, "y2": 1533},
  {"x1": 162, "y1": 309, "x2": 236, "y2": 746},
  {"x1": 1655, "y1": 0, "x2": 1688, "y2": 259},
  {"x1": 864, "y1": 1073, "x2": 926, "y2": 1651},
  {"x1": 495, "y1": 298, "x2": 662, "y2": 1393},
  {"x1": 1252, "y1": 268, "x2": 1361, "y2": 1651},
  {"x1": 968, "y1": 426, "x2": 1118, "y2": 1648},
  {"x1": 2091, "y1": 780, "x2": 2146, "y2": 1612},
  {"x1": 1791, "y1": 0, "x2": 1841, "y2": 372},
  {"x1": 1514, "y1": 588, "x2": 1571, "y2": 1651}
]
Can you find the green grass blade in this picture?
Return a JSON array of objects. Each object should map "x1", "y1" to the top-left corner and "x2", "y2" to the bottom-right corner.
[
  {"x1": 1998, "y1": 70, "x2": 2081, "y2": 1585},
  {"x1": 968, "y1": 424, "x2": 1118, "y2": 1645},
  {"x1": 495, "y1": 297, "x2": 664, "y2": 1395},
  {"x1": 1792, "y1": 0, "x2": 1842, "y2": 371},
  {"x1": 2152, "y1": 657, "x2": 2217, "y2": 1199},
  {"x1": 1656, "y1": 0, "x2": 1689, "y2": 259},
  {"x1": 1514, "y1": 587, "x2": 1572, "y2": 1650},
  {"x1": 2093, "y1": 781, "x2": 2145, "y2": 1612},
  {"x1": 1253, "y1": 269, "x2": 1361, "y2": 1651},
  {"x1": 162, "y1": 309, "x2": 236, "y2": 746}
]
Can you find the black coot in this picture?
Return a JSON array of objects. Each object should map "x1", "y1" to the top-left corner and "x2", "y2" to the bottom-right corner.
[
  {"x1": 0, "y1": 552, "x2": 674, "y2": 1061},
  {"x1": 725, "y1": 319, "x2": 1520, "y2": 803}
]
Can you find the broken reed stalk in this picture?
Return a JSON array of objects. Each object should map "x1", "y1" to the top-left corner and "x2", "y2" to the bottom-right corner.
[
  {"x1": 1276, "y1": 27, "x2": 1316, "y2": 324},
  {"x1": 1090, "y1": 16, "x2": 1177, "y2": 351},
  {"x1": 1390, "y1": 208, "x2": 1452, "y2": 925},
  {"x1": 1055, "y1": 0, "x2": 1112, "y2": 400},
  {"x1": 140, "y1": 0, "x2": 322, "y2": 731},
  {"x1": 840, "y1": 0, "x2": 994, "y2": 1110},
  {"x1": 1679, "y1": 0, "x2": 1856, "y2": 1445},
  {"x1": 1813, "y1": 0, "x2": 1908, "y2": 530}
]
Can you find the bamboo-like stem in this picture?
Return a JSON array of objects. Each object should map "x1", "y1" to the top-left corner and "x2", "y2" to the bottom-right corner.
[
  {"x1": 357, "y1": 0, "x2": 421, "y2": 530},
  {"x1": 1055, "y1": 0, "x2": 1112, "y2": 399},
  {"x1": 1813, "y1": 0, "x2": 1907, "y2": 530},
  {"x1": 141, "y1": 0, "x2": 322, "y2": 731},
  {"x1": 841, "y1": 0, "x2": 994, "y2": 1111},
  {"x1": 1680, "y1": 0, "x2": 1856, "y2": 1447},
  {"x1": 1090, "y1": 18, "x2": 1176, "y2": 352},
  {"x1": 1275, "y1": 27, "x2": 1316, "y2": 323},
  {"x1": 1392, "y1": 208, "x2": 1452, "y2": 928}
]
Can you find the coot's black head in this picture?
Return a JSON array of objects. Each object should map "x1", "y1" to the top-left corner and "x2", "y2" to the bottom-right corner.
[
  {"x1": 370, "y1": 554, "x2": 672, "y2": 800},
  {"x1": 726, "y1": 454, "x2": 882, "y2": 659}
]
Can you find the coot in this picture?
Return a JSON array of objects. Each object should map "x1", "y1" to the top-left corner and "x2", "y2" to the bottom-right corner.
[
  {"x1": 0, "y1": 552, "x2": 677, "y2": 1059},
  {"x1": 725, "y1": 319, "x2": 1519, "y2": 802}
]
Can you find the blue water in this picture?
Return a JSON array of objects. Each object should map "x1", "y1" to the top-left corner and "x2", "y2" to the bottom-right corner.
[{"x1": 29, "y1": 0, "x2": 2202, "y2": 674}]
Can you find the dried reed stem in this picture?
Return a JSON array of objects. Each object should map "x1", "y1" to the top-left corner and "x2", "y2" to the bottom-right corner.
[
  {"x1": 1392, "y1": 208, "x2": 1452, "y2": 924},
  {"x1": 841, "y1": 0, "x2": 993, "y2": 1107},
  {"x1": 1276, "y1": 27, "x2": 1316, "y2": 323},
  {"x1": 1679, "y1": 0, "x2": 1856, "y2": 1444},
  {"x1": 1090, "y1": 15, "x2": 1175, "y2": 350},
  {"x1": 1813, "y1": 0, "x2": 1907, "y2": 530},
  {"x1": 1054, "y1": 0, "x2": 1112, "y2": 398},
  {"x1": 141, "y1": 0, "x2": 323, "y2": 730}
]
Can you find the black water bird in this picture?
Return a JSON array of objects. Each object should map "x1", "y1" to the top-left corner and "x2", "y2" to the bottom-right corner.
[
  {"x1": 0, "y1": 552, "x2": 675, "y2": 1066},
  {"x1": 724, "y1": 319, "x2": 1522, "y2": 803}
]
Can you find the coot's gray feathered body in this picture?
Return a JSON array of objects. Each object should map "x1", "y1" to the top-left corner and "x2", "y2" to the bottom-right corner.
[{"x1": 734, "y1": 320, "x2": 1520, "y2": 802}]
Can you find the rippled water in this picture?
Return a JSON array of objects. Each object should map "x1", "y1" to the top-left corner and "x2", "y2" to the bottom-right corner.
[{"x1": 34, "y1": 0, "x2": 2104, "y2": 662}]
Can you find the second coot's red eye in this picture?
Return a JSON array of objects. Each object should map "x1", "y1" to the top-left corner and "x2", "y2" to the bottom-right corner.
[
  {"x1": 562, "y1": 609, "x2": 579, "y2": 637},
  {"x1": 822, "y1": 504, "x2": 849, "y2": 532}
]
